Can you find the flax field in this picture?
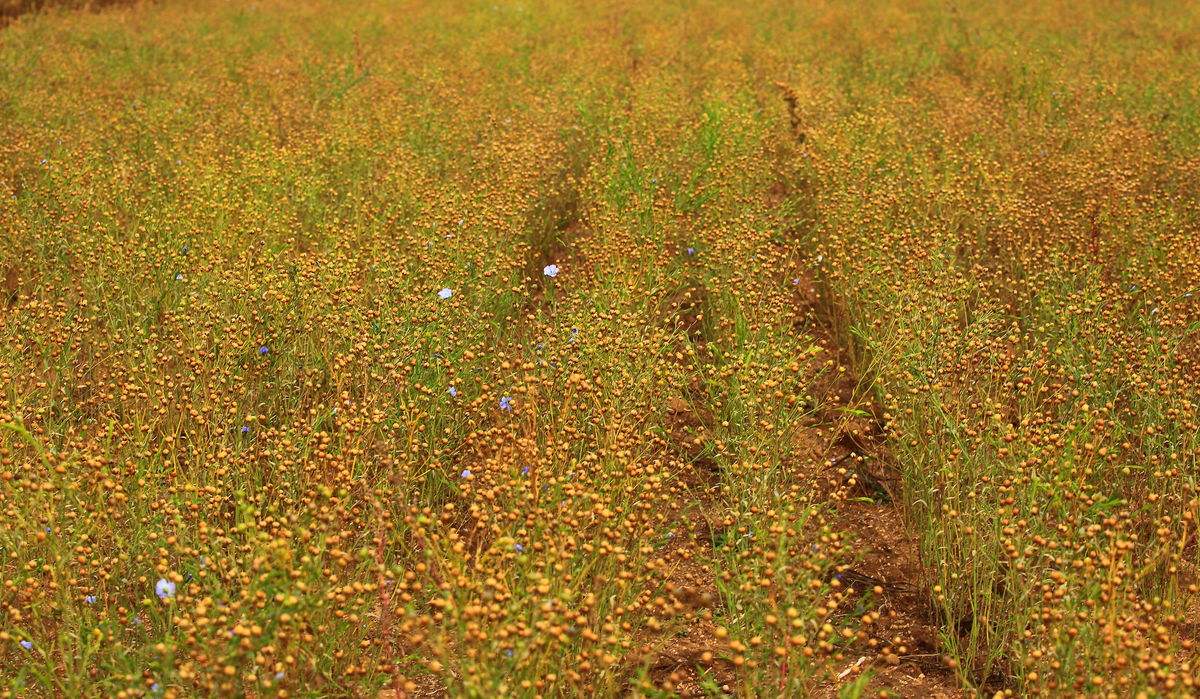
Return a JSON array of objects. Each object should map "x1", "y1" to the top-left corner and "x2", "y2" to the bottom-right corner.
[{"x1": 1, "y1": 1, "x2": 1199, "y2": 697}]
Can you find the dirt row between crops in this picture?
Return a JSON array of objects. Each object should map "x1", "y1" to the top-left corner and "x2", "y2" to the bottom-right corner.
[
  {"x1": 622, "y1": 95, "x2": 971, "y2": 697},
  {"x1": 799, "y1": 272, "x2": 967, "y2": 699},
  {"x1": 639, "y1": 267, "x2": 967, "y2": 699}
]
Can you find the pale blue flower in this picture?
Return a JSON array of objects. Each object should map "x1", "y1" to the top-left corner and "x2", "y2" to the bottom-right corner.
[
  {"x1": 84, "y1": 595, "x2": 97, "y2": 604},
  {"x1": 499, "y1": 396, "x2": 513, "y2": 411},
  {"x1": 19, "y1": 640, "x2": 32, "y2": 650},
  {"x1": 448, "y1": 386, "x2": 458, "y2": 397},
  {"x1": 438, "y1": 287, "x2": 453, "y2": 300},
  {"x1": 155, "y1": 578, "x2": 176, "y2": 600},
  {"x1": 460, "y1": 469, "x2": 472, "y2": 479},
  {"x1": 543, "y1": 264, "x2": 559, "y2": 278}
]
